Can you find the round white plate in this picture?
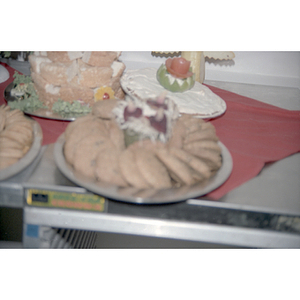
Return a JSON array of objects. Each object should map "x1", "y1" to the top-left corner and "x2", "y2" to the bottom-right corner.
[
  {"x1": 54, "y1": 134, "x2": 232, "y2": 204},
  {"x1": 4, "y1": 82, "x2": 89, "y2": 121},
  {"x1": 0, "y1": 65, "x2": 10, "y2": 84}
]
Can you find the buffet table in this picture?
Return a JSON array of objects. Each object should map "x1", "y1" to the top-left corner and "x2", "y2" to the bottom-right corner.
[{"x1": 1, "y1": 62, "x2": 300, "y2": 248}]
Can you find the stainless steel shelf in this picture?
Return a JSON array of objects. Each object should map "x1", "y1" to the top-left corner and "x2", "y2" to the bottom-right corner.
[
  {"x1": 23, "y1": 205, "x2": 300, "y2": 248},
  {"x1": 18, "y1": 143, "x2": 300, "y2": 248}
]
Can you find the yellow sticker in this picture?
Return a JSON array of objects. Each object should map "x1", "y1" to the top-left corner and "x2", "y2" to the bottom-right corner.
[{"x1": 26, "y1": 189, "x2": 106, "y2": 212}]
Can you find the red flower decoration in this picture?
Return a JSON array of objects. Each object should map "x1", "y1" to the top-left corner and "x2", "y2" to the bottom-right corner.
[{"x1": 165, "y1": 57, "x2": 193, "y2": 79}]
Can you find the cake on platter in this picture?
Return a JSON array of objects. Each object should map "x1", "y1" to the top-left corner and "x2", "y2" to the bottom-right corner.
[
  {"x1": 120, "y1": 56, "x2": 227, "y2": 118},
  {"x1": 7, "y1": 51, "x2": 126, "y2": 117}
]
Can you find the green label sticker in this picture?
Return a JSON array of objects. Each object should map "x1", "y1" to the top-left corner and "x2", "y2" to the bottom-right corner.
[{"x1": 27, "y1": 189, "x2": 106, "y2": 212}]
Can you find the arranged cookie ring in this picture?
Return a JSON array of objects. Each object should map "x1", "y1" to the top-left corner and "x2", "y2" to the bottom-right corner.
[{"x1": 63, "y1": 100, "x2": 222, "y2": 190}]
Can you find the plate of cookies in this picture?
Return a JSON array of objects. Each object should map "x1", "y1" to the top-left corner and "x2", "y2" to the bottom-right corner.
[
  {"x1": 54, "y1": 135, "x2": 232, "y2": 204},
  {"x1": 53, "y1": 99, "x2": 233, "y2": 204},
  {"x1": 0, "y1": 105, "x2": 43, "y2": 181}
]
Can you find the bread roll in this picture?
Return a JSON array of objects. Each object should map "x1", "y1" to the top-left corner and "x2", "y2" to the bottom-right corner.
[
  {"x1": 82, "y1": 51, "x2": 121, "y2": 67},
  {"x1": 46, "y1": 51, "x2": 84, "y2": 62}
]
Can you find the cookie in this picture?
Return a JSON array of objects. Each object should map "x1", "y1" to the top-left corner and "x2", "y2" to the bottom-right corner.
[
  {"x1": 8, "y1": 119, "x2": 33, "y2": 131},
  {"x1": 183, "y1": 147, "x2": 222, "y2": 170},
  {"x1": 155, "y1": 147, "x2": 195, "y2": 186},
  {"x1": 119, "y1": 147, "x2": 150, "y2": 189},
  {"x1": 182, "y1": 117, "x2": 205, "y2": 135},
  {"x1": 0, "y1": 136, "x2": 24, "y2": 150},
  {"x1": 64, "y1": 114, "x2": 95, "y2": 140},
  {"x1": 168, "y1": 119, "x2": 186, "y2": 149},
  {"x1": 184, "y1": 140, "x2": 222, "y2": 153},
  {"x1": 128, "y1": 140, "x2": 171, "y2": 188},
  {"x1": 0, "y1": 148, "x2": 24, "y2": 159},
  {"x1": 169, "y1": 147, "x2": 212, "y2": 180},
  {"x1": 129, "y1": 139, "x2": 165, "y2": 151},
  {"x1": 0, "y1": 130, "x2": 32, "y2": 147},
  {"x1": 134, "y1": 147, "x2": 172, "y2": 189},
  {"x1": 104, "y1": 119, "x2": 125, "y2": 151},
  {"x1": 64, "y1": 118, "x2": 108, "y2": 165},
  {"x1": 0, "y1": 109, "x2": 5, "y2": 132},
  {"x1": 4, "y1": 109, "x2": 24, "y2": 126},
  {"x1": 184, "y1": 128, "x2": 218, "y2": 144},
  {"x1": 0, "y1": 106, "x2": 35, "y2": 169},
  {"x1": 92, "y1": 99, "x2": 119, "y2": 119},
  {"x1": 199, "y1": 122, "x2": 216, "y2": 131},
  {"x1": 95, "y1": 146, "x2": 128, "y2": 187},
  {"x1": 72, "y1": 133, "x2": 112, "y2": 179},
  {"x1": 5, "y1": 123, "x2": 33, "y2": 143},
  {"x1": 0, "y1": 157, "x2": 18, "y2": 170}
]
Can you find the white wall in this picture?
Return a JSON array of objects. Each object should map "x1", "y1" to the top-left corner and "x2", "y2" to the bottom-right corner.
[{"x1": 119, "y1": 51, "x2": 300, "y2": 89}]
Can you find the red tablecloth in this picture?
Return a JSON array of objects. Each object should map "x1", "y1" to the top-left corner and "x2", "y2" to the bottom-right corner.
[
  {"x1": 1, "y1": 62, "x2": 300, "y2": 200},
  {"x1": 206, "y1": 85, "x2": 300, "y2": 199}
]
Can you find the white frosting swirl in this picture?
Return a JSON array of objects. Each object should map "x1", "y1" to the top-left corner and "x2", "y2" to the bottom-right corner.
[{"x1": 121, "y1": 68, "x2": 226, "y2": 118}]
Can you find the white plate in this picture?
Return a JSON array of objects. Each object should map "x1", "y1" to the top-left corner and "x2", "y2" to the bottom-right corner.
[
  {"x1": 0, "y1": 65, "x2": 10, "y2": 84},
  {"x1": 120, "y1": 68, "x2": 227, "y2": 119},
  {"x1": 0, "y1": 120, "x2": 43, "y2": 181},
  {"x1": 4, "y1": 82, "x2": 89, "y2": 121},
  {"x1": 54, "y1": 134, "x2": 233, "y2": 204}
]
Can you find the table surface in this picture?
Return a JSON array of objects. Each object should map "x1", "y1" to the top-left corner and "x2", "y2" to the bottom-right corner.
[{"x1": 203, "y1": 80, "x2": 300, "y2": 216}]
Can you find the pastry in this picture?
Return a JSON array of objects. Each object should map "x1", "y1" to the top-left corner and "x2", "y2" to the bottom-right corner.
[
  {"x1": 95, "y1": 146, "x2": 128, "y2": 187},
  {"x1": 72, "y1": 133, "x2": 112, "y2": 179},
  {"x1": 132, "y1": 144, "x2": 172, "y2": 189},
  {"x1": 155, "y1": 147, "x2": 196, "y2": 186},
  {"x1": 0, "y1": 105, "x2": 34, "y2": 170},
  {"x1": 118, "y1": 146, "x2": 151, "y2": 189},
  {"x1": 64, "y1": 117, "x2": 108, "y2": 165}
]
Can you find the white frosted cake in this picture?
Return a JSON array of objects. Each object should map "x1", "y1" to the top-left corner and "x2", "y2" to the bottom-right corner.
[{"x1": 120, "y1": 68, "x2": 226, "y2": 118}]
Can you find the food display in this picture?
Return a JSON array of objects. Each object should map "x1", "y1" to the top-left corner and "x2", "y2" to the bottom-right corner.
[
  {"x1": 113, "y1": 91, "x2": 179, "y2": 145},
  {"x1": 6, "y1": 51, "x2": 126, "y2": 119},
  {"x1": 0, "y1": 105, "x2": 35, "y2": 170},
  {"x1": 153, "y1": 51, "x2": 235, "y2": 83},
  {"x1": 63, "y1": 96, "x2": 222, "y2": 190},
  {"x1": 29, "y1": 51, "x2": 125, "y2": 107},
  {"x1": 156, "y1": 57, "x2": 195, "y2": 92},
  {"x1": 2, "y1": 52, "x2": 231, "y2": 201},
  {"x1": 120, "y1": 67, "x2": 226, "y2": 118},
  {"x1": 59, "y1": 55, "x2": 228, "y2": 196}
]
